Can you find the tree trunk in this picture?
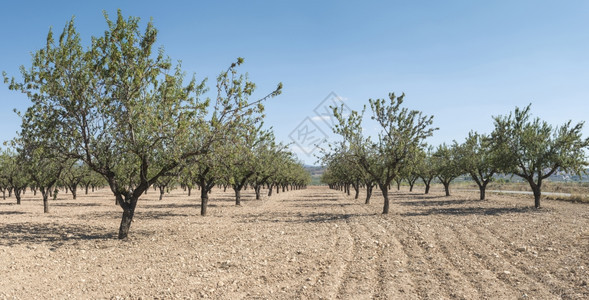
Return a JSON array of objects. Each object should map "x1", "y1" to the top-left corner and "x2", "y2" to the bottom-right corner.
[
  {"x1": 116, "y1": 193, "x2": 139, "y2": 239},
  {"x1": 443, "y1": 182, "x2": 450, "y2": 196},
  {"x1": 235, "y1": 188, "x2": 241, "y2": 206},
  {"x1": 118, "y1": 208, "x2": 134, "y2": 239},
  {"x1": 381, "y1": 184, "x2": 390, "y2": 214},
  {"x1": 187, "y1": 186, "x2": 192, "y2": 197},
  {"x1": 268, "y1": 184, "x2": 273, "y2": 196},
  {"x1": 353, "y1": 184, "x2": 359, "y2": 200},
  {"x1": 200, "y1": 187, "x2": 209, "y2": 216},
  {"x1": 255, "y1": 185, "x2": 261, "y2": 200},
  {"x1": 70, "y1": 185, "x2": 77, "y2": 200},
  {"x1": 159, "y1": 186, "x2": 165, "y2": 200},
  {"x1": 85, "y1": 184, "x2": 89, "y2": 195},
  {"x1": 365, "y1": 185, "x2": 373, "y2": 204},
  {"x1": 533, "y1": 188, "x2": 541, "y2": 208},
  {"x1": 425, "y1": 183, "x2": 430, "y2": 194},
  {"x1": 478, "y1": 182, "x2": 488, "y2": 200},
  {"x1": 15, "y1": 189, "x2": 22, "y2": 205},
  {"x1": 42, "y1": 190, "x2": 50, "y2": 213},
  {"x1": 530, "y1": 179, "x2": 542, "y2": 208},
  {"x1": 9, "y1": 188, "x2": 13, "y2": 198}
]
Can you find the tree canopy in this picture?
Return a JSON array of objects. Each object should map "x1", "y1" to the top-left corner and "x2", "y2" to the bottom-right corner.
[
  {"x1": 4, "y1": 10, "x2": 282, "y2": 238},
  {"x1": 491, "y1": 104, "x2": 589, "y2": 208}
]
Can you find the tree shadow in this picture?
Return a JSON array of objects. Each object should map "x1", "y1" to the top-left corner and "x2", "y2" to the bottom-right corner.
[
  {"x1": 400, "y1": 194, "x2": 447, "y2": 200},
  {"x1": 0, "y1": 222, "x2": 118, "y2": 247},
  {"x1": 397, "y1": 199, "x2": 484, "y2": 207},
  {"x1": 145, "y1": 203, "x2": 203, "y2": 209},
  {"x1": 290, "y1": 203, "x2": 360, "y2": 209},
  {"x1": 282, "y1": 196, "x2": 342, "y2": 202},
  {"x1": 135, "y1": 210, "x2": 194, "y2": 220},
  {"x1": 400, "y1": 206, "x2": 540, "y2": 217},
  {"x1": 51, "y1": 202, "x2": 106, "y2": 207},
  {"x1": 0, "y1": 211, "x2": 27, "y2": 215},
  {"x1": 238, "y1": 211, "x2": 375, "y2": 224}
]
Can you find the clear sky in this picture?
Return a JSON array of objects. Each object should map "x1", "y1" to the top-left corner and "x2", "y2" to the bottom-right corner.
[{"x1": 1, "y1": 1, "x2": 588, "y2": 165}]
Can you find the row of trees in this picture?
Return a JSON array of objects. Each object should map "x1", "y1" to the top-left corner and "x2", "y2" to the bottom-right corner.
[
  {"x1": 2, "y1": 11, "x2": 309, "y2": 239},
  {"x1": 0, "y1": 152, "x2": 105, "y2": 203},
  {"x1": 321, "y1": 93, "x2": 589, "y2": 212},
  {"x1": 0, "y1": 141, "x2": 310, "y2": 211}
]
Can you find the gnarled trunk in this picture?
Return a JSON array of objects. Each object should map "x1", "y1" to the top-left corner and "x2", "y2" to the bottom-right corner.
[
  {"x1": 529, "y1": 178, "x2": 542, "y2": 208},
  {"x1": 234, "y1": 188, "x2": 241, "y2": 206},
  {"x1": 15, "y1": 189, "x2": 22, "y2": 205},
  {"x1": 41, "y1": 189, "x2": 50, "y2": 213},
  {"x1": 117, "y1": 195, "x2": 138, "y2": 239},
  {"x1": 478, "y1": 181, "x2": 489, "y2": 200},
  {"x1": 365, "y1": 185, "x2": 373, "y2": 204},
  {"x1": 443, "y1": 182, "x2": 450, "y2": 196},
  {"x1": 380, "y1": 184, "x2": 390, "y2": 214},
  {"x1": 255, "y1": 185, "x2": 261, "y2": 200},
  {"x1": 159, "y1": 186, "x2": 165, "y2": 200},
  {"x1": 69, "y1": 185, "x2": 78, "y2": 200},
  {"x1": 200, "y1": 186, "x2": 209, "y2": 216}
]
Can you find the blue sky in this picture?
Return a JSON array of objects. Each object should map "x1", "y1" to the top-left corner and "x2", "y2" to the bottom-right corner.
[{"x1": 1, "y1": 1, "x2": 588, "y2": 165}]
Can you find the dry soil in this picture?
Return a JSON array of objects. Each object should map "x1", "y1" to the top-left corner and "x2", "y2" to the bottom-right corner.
[{"x1": 1, "y1": 186, "x2": 588, "y2": 299}]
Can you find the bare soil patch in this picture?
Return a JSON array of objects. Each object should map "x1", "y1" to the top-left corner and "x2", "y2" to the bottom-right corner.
[{"x1": 1, "y1": 186, "x2": 588, "y2": 299}]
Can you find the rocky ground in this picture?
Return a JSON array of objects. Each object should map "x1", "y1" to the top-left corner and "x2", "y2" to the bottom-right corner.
[{"x1": 1, "y1": 185, "x2": 588, "y2": 299}]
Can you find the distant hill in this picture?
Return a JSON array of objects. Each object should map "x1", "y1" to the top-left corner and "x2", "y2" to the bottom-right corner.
[
  {"x1": 304, "y1": 165, "x2": 326, "y2": 185},
  {"x1": 304, "y1": 165, "x2": 325, "y2": 176}
]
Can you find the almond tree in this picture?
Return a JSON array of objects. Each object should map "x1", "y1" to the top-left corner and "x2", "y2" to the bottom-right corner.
[
  {"x1": 80, "y1": 166, "x2": 104, "y2": 195},
  {"x1": 226, "y1": 124, "x2": 271, "y2": 206},
  {"x1": 250, "y1": 137, "x2": 287, "y2": 200},
  {"x1": 416, "y1": 147, "x2": 437, "y2": 194},
  {"x1": 62, "y1": 161, "x2": 87, "y2": 200},
  {"x1": 18, "y1": 139, "x2": 66, "y2": 213},
  {"x1": 433, "y1": 143, "x2": 462, "y2": 197},
  {"x1": 492, "y1": 105, "x2": 589, "y2": 208},
  {"x1": 155, "y1": 174, "x2": 177, "y2": 200},
  {"x1": 185, "y1": 140, "x2": 229, "y2": 216},
  {"x1": 0, "y1": 149, "x2": 10, "y2": 200},
  {"x1": 4, "y1": 11, "x2": 281, "y2": 238},
  {"x1": 332, "y1": 93, "x2": 436, "y2": 214},
  {"x1": 320, "y1": 150, "x2": 364, "y2": 199},
  {"x1": 0, "y1": 148, "x2": 29, "y2": 204},
  {"x1": 455, "y1": 131, "x2": 500, "y2": 200}
]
